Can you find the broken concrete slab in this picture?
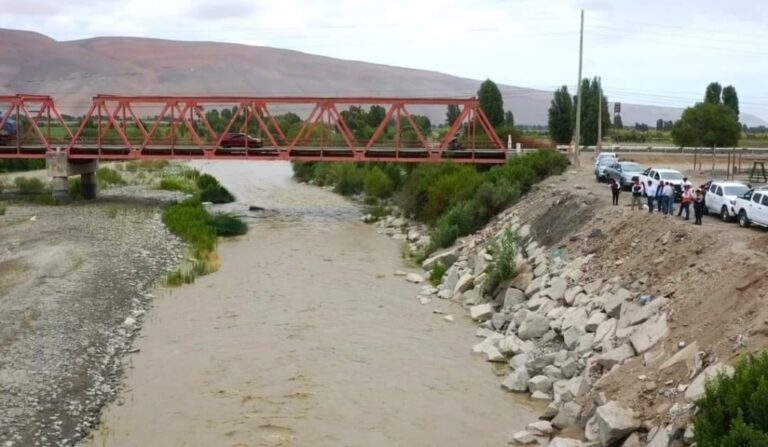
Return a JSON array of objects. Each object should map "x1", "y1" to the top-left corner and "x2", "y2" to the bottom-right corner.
[
  {"x1": 629, "y1": 313, "x2": 669, "y2": 355},
  {"x1": 470, "y1": 303, "x2": 493, "y2": 321},
  {"x1": 518, "y1": 313, "x2": 551, "y2": 340},
  {"x1": 595, "y1": 401, "x2": 640, "y2": 446}
]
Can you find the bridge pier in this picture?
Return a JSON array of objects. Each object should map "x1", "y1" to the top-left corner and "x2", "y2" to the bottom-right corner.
[{"x1": 46, "y1": 152, "x2": 98, "y2": 200}]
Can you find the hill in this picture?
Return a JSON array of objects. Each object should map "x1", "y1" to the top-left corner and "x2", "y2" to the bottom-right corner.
[{"x1": 0, "y1": 28, "x2": 765, "y2": 127}]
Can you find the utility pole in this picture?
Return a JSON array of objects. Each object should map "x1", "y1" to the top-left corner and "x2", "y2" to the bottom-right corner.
[
  {"x1": 597, "y1": 76, "x2": 602, "y2": 153},
  {"x1": 573, "y1": 10, "x2": 584, "y2": 167}
]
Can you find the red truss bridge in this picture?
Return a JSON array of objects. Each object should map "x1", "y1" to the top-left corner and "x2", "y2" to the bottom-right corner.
[{"x1": 0, "y1": 94, "x2": 509, "y2": 164}]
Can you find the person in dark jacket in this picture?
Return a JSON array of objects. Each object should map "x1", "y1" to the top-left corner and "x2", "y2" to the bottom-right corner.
[
  {"x1": 609, "y1": 178, "x2": 621, "y2": 206},
  {"x1": 693, "y1": 188, "x2": 705, "y2": 225},
  {"x1": 655, "y1": 181, "x2": 665, "y2": 214}
]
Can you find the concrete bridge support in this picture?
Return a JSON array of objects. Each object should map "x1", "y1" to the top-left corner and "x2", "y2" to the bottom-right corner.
[{"x1": 46, "y1": 152, "x2": 98, "y2": 200}]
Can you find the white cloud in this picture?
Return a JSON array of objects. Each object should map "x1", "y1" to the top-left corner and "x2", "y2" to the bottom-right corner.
[{"x1": 1, "y1": 0, "x2": 767, "y2": 118}]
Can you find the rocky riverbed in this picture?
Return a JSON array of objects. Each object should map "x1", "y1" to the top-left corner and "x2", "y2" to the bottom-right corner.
[{"x1": 0, "y1": 195, "x2": 185, "y2": 446}]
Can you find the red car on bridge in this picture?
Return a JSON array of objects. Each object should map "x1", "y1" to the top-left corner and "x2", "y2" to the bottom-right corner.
[{"x1": 219, "y1": 132, "x2": 264, "y2": 148}]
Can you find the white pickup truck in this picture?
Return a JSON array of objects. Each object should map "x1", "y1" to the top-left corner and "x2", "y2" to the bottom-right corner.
[
  {"x1": 704, "y1": 181, "x2": 750, "y2": 222},
  {"x1": 639, "y1": 168, "x2": 686, "y2": 199},
  {"x1": 733, "y1": 188, "x2": 768, "y2": 228}
]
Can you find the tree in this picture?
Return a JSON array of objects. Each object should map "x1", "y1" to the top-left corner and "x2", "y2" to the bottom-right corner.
[
  {"x1": 547, "y1": 86, "x2": 573, "y2": 144},
  {"x1": 613, "y1": 114, "x2": 623, "y2": 129},
  {"x1": 656, "y1": 119, "x2": 664, "y2": 131},
  {"x1": 705, "y1": 82, "x2": 723, "y2": 105},
  {"x1": 477, "y1": 79, "x2": 504, "y2": 128},
  {"x1": 722, "y1": 85, "x2": 740, "y2": 117},
  {"x1": 505, "y1": 110, "x2": 515, "y2": 127},
  {"x1": 573, "y1": 77, "x2": 611, "y2": 146},
  {"x1": 671, "y1": 102, "x2": 741, "y2": 148},
  {"x1": 367, "y1": 105, "x2": 386, "y2": 128},
  {"x1": 446, "y1": 104, "x2": 460, "y2": 126}
]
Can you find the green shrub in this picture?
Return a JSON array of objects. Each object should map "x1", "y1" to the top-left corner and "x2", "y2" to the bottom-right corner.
[
  {"x1": 0, "y1": 159, "x2": 45, "y2": 173},
  {"x1": 694, "y1": 353, "x2": 768, "y2": 447},
  {"x1": 486, "y1": 227, "x2": 518, "y2": 293},
  {"x1": 333, "y1": 163, "x2": 365, "y2": 196},
  {"x1": 364, "y1": 167, "x2": 394, "y2": 198},
  {"x1": 430, "y1": 201, "x2": 480, "y2": 249},
  {"x1": 96, "y1": 167, "x2": 126, "y2": 187},
  {"x1": 207, "y1": 214, "x2": 248, "y2": 237},
  {"x1": 431, "y1": 262, "x2": 447, "y2": 285},
  {"x1": 0, "y1": 204, "x2": 5, "y2": 216},
  {"x1": 196, "y1": 174, "x2": 235, "y2": 204},
  {"x1": 200, "y1": 186, "x2": 235, "y2": 204},
  {"x1": 125, "y1": 162, "x2": 139, "y2": 172},
  {"x1": 14, "y1": 177, "x2": 45, "y2": 194},
  {"x1": 290, "y1": 151, "x2": 569, "y2": 255},
  {"x1": 196, "y1": 173, "x2": 220, "y2": 191},
  {"x1": 69, "y1": 178, "x2": 82, "y2": 199}
]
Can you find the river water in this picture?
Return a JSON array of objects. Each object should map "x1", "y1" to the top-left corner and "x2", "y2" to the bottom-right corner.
[{"x1": 84, "y1": 161, "x2": 537, "y2": 447}]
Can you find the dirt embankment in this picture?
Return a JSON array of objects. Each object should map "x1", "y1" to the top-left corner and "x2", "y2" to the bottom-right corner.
[
  {"x1": 0, "y1": 195, "x2": 185, "y2": 446},
  {"x1": 511, "y1": 165, "x2": 768, "y2": 424},
  {"x1": 413, "y1": 154, "x2": 768, "y2": 444}
]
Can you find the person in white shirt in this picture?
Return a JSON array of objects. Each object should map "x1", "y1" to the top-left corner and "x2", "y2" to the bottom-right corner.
[
  {"x1": 645, "y1": 180, "x2": 657, "y2": 213},
  {"x1": 663, "y1": 182, "x2": 675, "y2": 216}
]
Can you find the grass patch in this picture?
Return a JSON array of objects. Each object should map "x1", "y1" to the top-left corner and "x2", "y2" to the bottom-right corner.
[
  {"x1": 96, "y1": 167, "x2": 126, "y2": 187},
  {"x1": 138, "y1": 160, "x2": 170, "y2": 171},
  {"x1": 0, "y1": 204, "x2": 5, "y2": 215},
  {"x1": 14, "y1": 177, "x2": 46, "y2": 194},
  {"x1": 158, "y1": 175, "x2": 197, "y2": 193},
  {"x1": 431, "y1": 262, "x2": 447, "y2": 286},
  {"x1": 162, "y1": 198, "x2": 247, "y2": 286}
]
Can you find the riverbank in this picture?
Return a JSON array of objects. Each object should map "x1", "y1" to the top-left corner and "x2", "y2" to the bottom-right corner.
[
  {"x1": 0, "y1": 163, "x2": 247, "y2": 446},
  {"x1": 81, "y1": 161, "x2": 540, "y2": 446},
  {"x1": 409, "y1": 154, "x2": 768, "y2": 445},
  {"x1": 0, "y1": 197, "x2": 185, "y2": 446}
]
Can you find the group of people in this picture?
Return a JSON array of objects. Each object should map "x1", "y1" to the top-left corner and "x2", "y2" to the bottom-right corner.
[{"x1": 609, "y1": 176, "x2": 706, "y2": 225}]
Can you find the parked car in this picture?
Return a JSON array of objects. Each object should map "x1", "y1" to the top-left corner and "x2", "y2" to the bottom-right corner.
[
  {"x1": 595, "y1": 152, "x2": 617, "y2": 163},
  {"x1": 604, "y1": 161, "x2": 646, "y2": 190},
  {"x1": 219, "y1": 133, "x2": 264, "y2": 148},
  {"x1": 639, "y1": 168, "x2": 685, "y2": 200},
  {"x1": 733, "y1": 188, "x2": 768, "y2": 228},
  {"x1": 594, "y1": 157, "x2": 618, "y2": 182},
  {"x1": 704, "y1": 181, "x2": 750, "y2": 221}
]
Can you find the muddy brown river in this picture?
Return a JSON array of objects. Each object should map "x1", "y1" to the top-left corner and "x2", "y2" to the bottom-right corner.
[{"x1": 84, "y1": 161, "x2": 537, "y2": 447}]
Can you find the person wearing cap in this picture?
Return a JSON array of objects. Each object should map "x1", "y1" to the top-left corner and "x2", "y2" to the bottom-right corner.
[
  {"x1": 645, "y1": 180, "x2": 657, "y2": 213},
  {"x1": 680, "y1": 184, "x2": 693, "y2": 220},
  {"x1": 693, "y1": 188, "x2": 705, "y2": 225}
]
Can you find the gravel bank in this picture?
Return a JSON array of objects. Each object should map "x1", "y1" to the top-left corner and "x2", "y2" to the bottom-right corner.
[{"x1": 0, "y1": 196, "x2": 185, "y2": 446}]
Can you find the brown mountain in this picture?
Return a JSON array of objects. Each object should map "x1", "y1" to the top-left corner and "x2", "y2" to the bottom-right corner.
[{"x1": 1, "y1": 28, "x2": 764, "y2": 127}]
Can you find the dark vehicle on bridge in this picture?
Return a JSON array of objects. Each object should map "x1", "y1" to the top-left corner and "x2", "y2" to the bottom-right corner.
[
  {"x1": 219, "y1": 133, "x2": 264, "y2": 148},
  {"x1": 0, "y1": 113, "x2": 17, "y2": 145}
]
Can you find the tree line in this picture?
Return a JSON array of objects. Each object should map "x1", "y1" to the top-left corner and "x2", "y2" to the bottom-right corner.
[{"x1": 546, "y1": 79, "x2": 744, "y2": 148}]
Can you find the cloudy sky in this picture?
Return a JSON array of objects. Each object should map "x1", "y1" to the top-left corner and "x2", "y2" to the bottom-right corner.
[{"x1": 3, "y1": 0, "x2": 768, "y2": 119}]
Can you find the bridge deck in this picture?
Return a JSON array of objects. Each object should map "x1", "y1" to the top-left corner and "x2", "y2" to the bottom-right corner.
[{"x1": 0, "y1": 145, "x2": 508, "y2": 163}]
